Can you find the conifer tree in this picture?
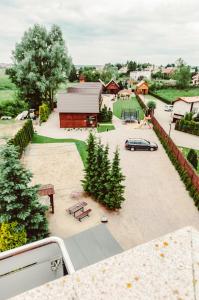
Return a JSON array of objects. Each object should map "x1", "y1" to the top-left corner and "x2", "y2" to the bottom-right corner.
[
  {"x1": 0, "y1": 144, "x2": 49, "y2": 242},
  {"x1": 92, "y1": 141, "x2": 105, "y2": 199},
  {"x1": 104, "y1": 148, "x2": 125, "y2": 209},
  {"x1": 97, "y1": 145, "x2": 111, "y2": 203},
  {"x1": 82, "y1": 132, "x2": 97, "y2": 194}
]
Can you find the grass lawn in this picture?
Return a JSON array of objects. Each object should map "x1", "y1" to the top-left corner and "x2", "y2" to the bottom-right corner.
[
  {"x1": 180, "y1": 147, "x2": 199, "y2": 174},
  {"x1": 97, "y1": 123, "x2": 115, "y2": 133},
  {"x1": 113, "y1": 96, "x2": 144, "y2": 120},
  {"x1": 154, "y1": 88, "x2": 199, "y2": 102},
  {"x1": 32, "y1": 134, "x2": 87, "y2": 166}
]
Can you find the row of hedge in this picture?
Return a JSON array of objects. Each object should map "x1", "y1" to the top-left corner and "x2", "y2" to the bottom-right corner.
[
  {"x1": 175, "y1": 119, "x2": 199, "y2": 136},
  {"x1": 153, "y1": 125, "x2": 199, "y2": 207},
  {"x1": 149, "y1": 90, "x2": 171, "y2": 104},
  {"x1": 9, "y1": 120, "x2": 34, "y2": 156}
]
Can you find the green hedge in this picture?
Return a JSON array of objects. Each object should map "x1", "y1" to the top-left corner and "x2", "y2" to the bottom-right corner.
[
  {"x1": 153, "y1": 125, "x2": 199, "y2": 208},
  {"x1": 8, "y1": 120, "x2": 34, "y2": 156},
  {"x1": 175, "y1": 119, "x2": 199, "y2": 136},
  {"x1": 149, "y1": 91, "x2": 171, "y2": 104}
]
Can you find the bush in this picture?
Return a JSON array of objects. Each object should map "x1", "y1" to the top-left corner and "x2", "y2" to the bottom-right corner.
[
  {"x1": 0, "y1": 98, "x2": 28, "y2": 117},
  {"x1": 176, "y1": 117, "x2": 199, "y2": 136},
  {"x1": 0, "y1": 222, "x2": 27, "y2": 252},
  {"x1": 39, "y1": 103, "x2": 50, "y2": 122},
  {"x1": 187, "y1": 149, "x2": 198, "y2": 170},
  {"x1": 99, "y1": 105, "x2": 112, "y2": 122},
  {"x1": 9, "y1": 119, "x2": 34, "y2": 156}
]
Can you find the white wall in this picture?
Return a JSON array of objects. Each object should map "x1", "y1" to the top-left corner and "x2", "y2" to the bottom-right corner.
[
  {"x1": 130, "y1": 71, "x2": 151, "y2": 81},
  {"x1": 173, "y1": 101, "x2": 191, "y2": 116}
]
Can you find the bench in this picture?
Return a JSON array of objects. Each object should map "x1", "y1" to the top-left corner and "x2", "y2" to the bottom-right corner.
[{"x1": 75, "y1": 209, "x2": 92, "y2": 222}]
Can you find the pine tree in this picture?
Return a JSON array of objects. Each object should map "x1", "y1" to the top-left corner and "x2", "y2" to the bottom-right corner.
[
  {"x1": 0, "y1": 144, "x2": 49, "y2": 242},
  {"x1": 82, "y1": 132, "x2": 97, "y2": 194},
  {"x1": 108, "y1": 108, "x2": 113, "y2": 122},
  {"x1": 104, "y1": 148, "x2": 125, "y2": 209},
  {"x1": 97, "y1": 145, "x2": 111, "y2": 203},
  {"x1": 92, "y1": 141, "x2": 105, "y2": 199}
]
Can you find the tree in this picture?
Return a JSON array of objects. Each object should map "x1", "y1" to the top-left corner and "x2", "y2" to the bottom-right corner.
[
  {"x1": 173, "y1": 59, "x2": 191, "y2": 89},
  {"x1": 68, "y1": 64, "x2": 78, "y2": 82},
  {"x1": 82, "y1": 132, "x2": 97, "y2": 194},
  {"x1": 104, "y1": 149, "x2": 125, "y2": 209},
  {"x1": 92, "y1": 141, "x2": 105, "y2": 198},
  {"x1": 7, "y1": 24, "x2": 71, "y2": 109},
  {"x1": 0, "y1": 222, "x2": 27, "y2": 252},
  {"x1": 97, "y1": 145, "x2": 111, "y2": 202},
  {"x1": 0, "y1": 144, "x2": 49, "y2": 242},
  {"x1": 147, "y1": 100, "x2": 156, "y2": 115},
  {"x1": 99, "y1": 105, "x2": 112, "y2": 122},
  {"x1": 187, "y1": 149, "x2": 198, "y2": 170},
  {"x1": 127, "y1": 61, "x2": 137, "y2": 73}
]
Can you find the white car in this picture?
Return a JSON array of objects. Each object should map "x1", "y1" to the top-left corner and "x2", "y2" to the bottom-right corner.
[
  {"x1": 164, "y1": 104, "x2": 173, "y2": 112},
  {"x1": 1, "y1": 116, "x2": 12, "y2": 120}
]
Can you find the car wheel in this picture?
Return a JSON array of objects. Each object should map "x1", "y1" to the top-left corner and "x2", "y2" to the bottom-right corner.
[
  {"x1": 150, "y1": 147, "x2": 154, "y2": 151},
  {"x1": 130, "y1": 147, "x2": 135, "y2": 151}
]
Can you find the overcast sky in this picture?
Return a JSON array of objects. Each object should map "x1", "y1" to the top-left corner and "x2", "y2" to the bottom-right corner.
[{"x1": 0, "y1": 0, "x2": 199, "y2": 66}]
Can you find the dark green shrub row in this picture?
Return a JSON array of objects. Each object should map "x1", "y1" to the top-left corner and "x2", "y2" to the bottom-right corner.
[
  {"x1": 175, "y1": 119, "x2": 199, "y2": 136},
  {"x1": 8, "y1": 120, "x2": 34, "y2": 156},
  {"x1": 149, "y1": 91, "x2": 171, "y2": 104},
  {"x1": 153, "y1": 125, "x2": 199, "y2": 207}
]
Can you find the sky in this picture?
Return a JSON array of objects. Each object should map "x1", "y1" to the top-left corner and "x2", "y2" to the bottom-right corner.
[{"x1": 0, "y1": 0, "x2": 199, "y2": 66}]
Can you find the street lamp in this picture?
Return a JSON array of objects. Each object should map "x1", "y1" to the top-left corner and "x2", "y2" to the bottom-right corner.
[{"x1": 168, "y1": 113, "x2": 172, "y2": 137}]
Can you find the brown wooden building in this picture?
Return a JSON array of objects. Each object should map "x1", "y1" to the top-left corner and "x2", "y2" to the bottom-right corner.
[
  {"x1": 57, "y1": 82, "x2": 102, "y2": 128},
  {"x1": 100, "y1": 79, "x2": 120, "y2": 94},
  {"x1": 135, "y1": 81, "x2": 149, "y2": 95}
]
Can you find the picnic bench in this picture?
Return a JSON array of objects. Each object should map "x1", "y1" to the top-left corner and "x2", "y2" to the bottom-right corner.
[
  {"x1": 75, "y1": 209, "x2": 92, "y2": 222},
  {"x1": 67, "y1": 201, "x2": 87, "y2": 217}
]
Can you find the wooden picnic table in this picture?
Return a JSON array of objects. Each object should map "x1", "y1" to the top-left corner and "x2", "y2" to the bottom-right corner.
[
  {"x1": 68, "y1": 201, "x2": 87, "y2": 216},
  {"x1": 38, "y1": 184, "x2": 55, "y2": 214}
]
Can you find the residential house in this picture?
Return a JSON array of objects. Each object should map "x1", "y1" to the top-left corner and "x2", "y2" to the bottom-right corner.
[
  {"x1": 192, "y1": 73, "x2": 199, "y2": 86},
  {"x1": 135, "y1": 81, "x2": 149, "y2": 95},
  {"x1": 57, "y1": 82, "x2": 102, "y2": 128},
  {"x1": 172, "y1": 96, "x2": 199, "y2": 121}
]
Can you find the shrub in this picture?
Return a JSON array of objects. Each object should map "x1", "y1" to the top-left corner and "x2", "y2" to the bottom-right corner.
[
  {"x1": 99, "y1": 105, "x2": 112, "y2": 122},
  {"x1": 0, "y1": 98, "x2": 28, "y2": 117},
  {"x1": 187, "y1": 149, "x2": 198, "y2": 170},
  {"x1": 39, "y1": 103, "x2": 50, "y2": 122},
  {"x1": 9, "y1": 119, "x2": 34, "y2": 156},
  {"x1": 0, "y1": 222, "x2": 27, "y2": 252}
]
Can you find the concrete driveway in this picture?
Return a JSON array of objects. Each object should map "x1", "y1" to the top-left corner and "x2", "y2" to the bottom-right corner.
[
  {"x1": 34, "y1": 112, "x2": 199, "y2": 250},
  {"x1": 143, "y1": 94, "x2": 199, "y2": 150}
]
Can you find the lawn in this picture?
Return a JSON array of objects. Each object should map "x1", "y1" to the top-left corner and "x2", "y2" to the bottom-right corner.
[
  {"x1": 32, "y1": 134, "x2": 87, "y2": 166},
  {"x1": 154, "y1": 88, "x2": 199, "y2": 102},
  {"x1": 180, "y1": 147, "x2": 199, "y2": 174},
  {"x1": 0, "y1": 90, "x2": 16, "y2": 103},
  {"x1": 113, "y1": 96, "x2": 144, "y2": 120},
  {"x1": 97, "y1": 123, "x2": 115, "y2": 133},
  {"x1": 0, "y1": 69, "x2": 16, "y2": 104}
]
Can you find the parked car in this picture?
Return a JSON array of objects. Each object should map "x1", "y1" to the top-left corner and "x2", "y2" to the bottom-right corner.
[
  {"x1": 125, "y1": 138, "x2": 158, "y2": 151},
  {"x1": 164, "y1": 104, "x2": 173, "y2": 112},
  {"x1": 1, "y1": 116, "x2": 12, "y2": 120}
]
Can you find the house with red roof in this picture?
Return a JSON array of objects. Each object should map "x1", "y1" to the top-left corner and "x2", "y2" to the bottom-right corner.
[
  {"x1": 172, "y1": 96, "x2": 199, "y2": 121},
  {"x1": 135, "y1": 81, "x2": 149, "y2": 95}
]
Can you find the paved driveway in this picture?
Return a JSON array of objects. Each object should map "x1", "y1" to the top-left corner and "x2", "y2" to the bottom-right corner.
[
  {"x1": 35, "y1": 112, "x2": 199, "y2": 250},
  {"x1": 143, "y1": 95, "x2": 199, "y2": 150}
]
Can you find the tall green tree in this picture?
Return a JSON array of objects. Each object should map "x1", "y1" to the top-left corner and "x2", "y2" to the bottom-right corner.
[
  {"x1": 82, "y1": 132, "x2": 97, "y2": 194},
  {"x1": 173, "y1": 58, "x2": 191, "y2": 89},
  {"x1": 104, "y1": 149, "x2": 125, "y2": 209},
  {"x1": 7, "y1": 24, "x2": 71, "y2": 109},
  {"x1": 92, "y1": 141, "x2": 105, "y2": 198},
  {"x1": 0, "y1": 144, "x2": 49, "y2": 242},
  {"x1": 97, "y1": 145, "x2": 111, "y2": 202},
  {"x1": 68, "y1": 64, "x2": 78, "y2": 82}
]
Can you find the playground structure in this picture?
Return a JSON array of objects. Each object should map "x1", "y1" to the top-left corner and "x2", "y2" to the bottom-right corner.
[
  {"x1": 121, "y1": 109, "x2": 140, "y2": 123},
  {"x1": 138, "y1": 114, "x2": 152, "y2": 129}
]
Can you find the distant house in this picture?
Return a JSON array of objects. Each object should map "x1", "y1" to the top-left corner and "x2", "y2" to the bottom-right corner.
[
  {"x1": 135, "y1": 81, "x2": 149, "y2": 95},
  {"x1": 130, "y1": 70, "x2": 151, "y2": 81},
  {"x1": 192, "y1": 73, "x2": 199, "y2": 86},
  {"x1": 161, "y1": 67, "x2": 176, "y2": 76},
  {"x1": 57, "y1": 82, "x2": 102, "y2": 128},
  {"x1": 100, "y1": 79, "x2": 120, "y2": 94},
  {"x1": 172, "y1": 96, "x2": 199, "y2": 121}
]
